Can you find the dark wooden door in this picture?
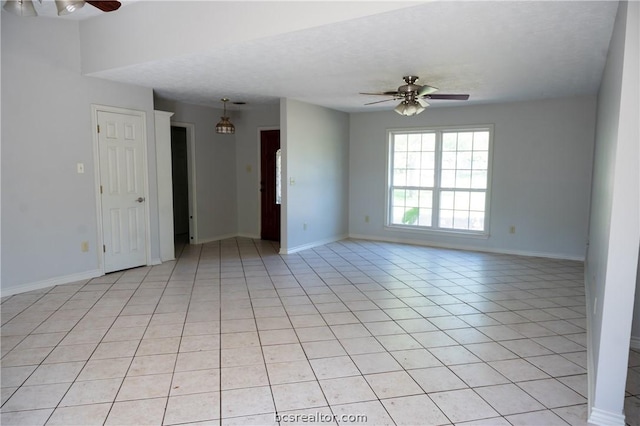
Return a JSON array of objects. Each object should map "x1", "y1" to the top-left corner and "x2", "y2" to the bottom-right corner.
[{"x1": 261, "y1": 130, "x2": 281, "y2": 241}]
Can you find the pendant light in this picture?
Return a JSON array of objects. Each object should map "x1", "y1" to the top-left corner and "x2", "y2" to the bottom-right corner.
[
  {"x1": 215, "y1": 98, "x2": 235, "y2": 135},
  {"x1": 3, "y1": 0, "x2": 38, "y2": 17}
]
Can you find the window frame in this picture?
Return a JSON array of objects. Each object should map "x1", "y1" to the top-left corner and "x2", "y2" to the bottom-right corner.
[{"x1": 384, "y1": 124, "x2": 494, "y2": 238}]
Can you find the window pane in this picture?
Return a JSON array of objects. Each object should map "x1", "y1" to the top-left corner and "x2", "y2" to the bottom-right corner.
[
  {"x1": 418, "y1": 209, "x2": 432, "y2": 226},
  {"x1": 420, "y1": 170, "x2": 434, "y2": 187},
  {"x1": 454, "y1": 191, "x2": 470, "y2": 210},
  {"x1": 440, "y1": 191, "x2": 454, "y2": 209},
  {"x1": 407, "y1": 170, "x2": 421, "y2": 187},
  {"x1": 421, "y1": 152, "x2": 435, "y2": 168},
  {"x1": 469, "y1": 211, "x2": 485, "y2": 230},
  {"x1": 393, "y1": 169, "x2": 406, "y2": 186},
  {"x1": 408, "y1": 134, "x2": 422, "y2": 151},
  {"x1": 456, "y1": 152, "x2": 472, "y2": 169},
  {"x1": 419, "y1": 190, "x2": 433, "y2": 208},
  {"x1": 439, "y1": 209, "x2": 454, "y2": 228},
  {"x1": 402, "y1": 207, "x2": 419, "y2": 225},
  {"x1": 442, "y1": 152, "x2": 456, "y2": 169},
  {"x1": 456, "y1": 170, "x2": 472, "y2": 188},
  {"x1": 441, "y1": 170, "x2": 455, "y2": 188},
  {"x1": 458, "y1": 132, "x2": 473, "y2": 151},
  {"x1": 470, "y1": 192, "x2": 486, "y2": 211},
  {"x1": 406, "y1": 190, "x2": 419, "y2": 207},
  {"x1": 407, "y1": 152, "x2": 421, "y2": 169},
  {"x1": 394, "y1": 134, "x2": 408, "y2": 151},
  {"x1": 453, "y1": 211, "x2": 470, "y2": 229},
  {"x1": 443, "y1": 133, "x2": 457, "y2": 151},
  {"x1": 392, "y1": 207, "x2": 406, "y2": 224},
  {"x1": 422, "y1": 134, "x2": 436, "y2": 151},
  {"x1": 471, "y1": 170, "x2": 487, "y2": 189},
  {"x1": 393, "y1": 189, "x2": 406, "y2": 205},
  {"x1": 472, "y1": 152, "x2": 488, "y2": 170},
  {"x1": 394, "y1": 152, "x2": 407, "y2": 169},
  {"x1": 474, "y1": 131, "x2": 489, "y2": 150}
]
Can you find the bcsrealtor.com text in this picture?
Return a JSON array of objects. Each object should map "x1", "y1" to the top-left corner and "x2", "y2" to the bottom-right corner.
[{"x1": 275, "y1": 412, "x2": 368, "y2": 423}]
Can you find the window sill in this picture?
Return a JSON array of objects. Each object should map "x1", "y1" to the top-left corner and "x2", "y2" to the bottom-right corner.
[{"x1": 384, "y1": 225, "x2": 490, "y2": 240}]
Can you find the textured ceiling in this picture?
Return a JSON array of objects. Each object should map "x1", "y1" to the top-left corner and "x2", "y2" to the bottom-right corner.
[{"x1": 84, "y1": 1, "x2": 618, "y2": 112}]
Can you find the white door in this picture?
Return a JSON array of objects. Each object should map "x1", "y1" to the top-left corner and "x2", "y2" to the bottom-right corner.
[{"x1": 98, "y1": 110, "x2": 148, "y2": 273}]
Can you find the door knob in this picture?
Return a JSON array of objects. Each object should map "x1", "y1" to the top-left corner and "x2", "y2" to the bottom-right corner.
[{"x1": 136, "y1": 197, "x2": 145, "y2": 203}]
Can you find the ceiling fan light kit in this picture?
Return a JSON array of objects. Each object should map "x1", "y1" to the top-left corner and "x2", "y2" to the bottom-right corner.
[
  {"x1": 215, "y1": 98, "x2": 235, "y2": 135},
  {"x1": 361, "y1": 75, "x2": 469, "y2": 116},
  {"x1": 55, "y1": 0, "x2": 85, "y2": 16},
  {"x1": 3, "y1": 0, "x2": 38, "y2": 17}
]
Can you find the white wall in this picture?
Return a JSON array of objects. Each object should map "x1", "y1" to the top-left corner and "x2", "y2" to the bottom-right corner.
[
  {"x1": 586, "y1": 1, "x2": 640, "y2": 423},
  {"x1": 349, "y1": 96, "x2": 596, "y2": 260},
  {"x1": 233, "y1": 105, "x2": 281, "y2": 238},
  {"x1": 153, "y1": 98, "x2": 238, "y2": 243},
  {"x1": 1, "y1": 13, "x2": 157, "y2": 294},
  {"x1": 281, "y1": 99, "x2": 349, "y2": 252}
]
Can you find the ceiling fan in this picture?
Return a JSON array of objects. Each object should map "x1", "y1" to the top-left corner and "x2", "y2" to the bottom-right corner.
[
  {"x1": 361, "y1": 76, "x2": 469, "y2": 116},
  {"x1": 3, "y1": 0, "x2": 121, "y2": 17}
]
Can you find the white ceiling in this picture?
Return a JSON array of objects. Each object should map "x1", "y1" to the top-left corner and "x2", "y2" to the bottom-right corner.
[{"x1": 41, "y1": 1, "x2": 622, "y2": 112}]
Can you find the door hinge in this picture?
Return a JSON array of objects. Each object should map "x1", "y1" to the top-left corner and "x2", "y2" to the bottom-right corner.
[
  {"x1": 97, "y1": 124, "x2": 100, "y2": 133},
  {"x1": 103, "y1": 245, "x2": 106, "y2": 253}
]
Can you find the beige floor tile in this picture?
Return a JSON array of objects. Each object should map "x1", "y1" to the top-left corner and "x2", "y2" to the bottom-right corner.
[
  {"x1": 300, "y1": 340, "x2": 346, "y2": 359},
  {"x1": 450, "y1": 363, "x2": 509, "y2": 387},
  {"x1": 430, "y1": 389, "x2": 499, "y2": 423},
  {"x1": 505, "y1": 409, "x2": 569, "y2": 425},
  {"x1": 220, "y1": 331, "x2": 259, "y2": 348},
  {"x1": 221, "y1": 364, "x2": 269, "y2": 390},
  {"x1": 267, "y1": 360, "x2": 315, "y2": 384},
  {"x1": 409, "y1": 366, "x2": 467, "y2": 393},
  {"x1": 517, "y1": 378, "x2": 586, "y2": 408},
  {"x1": 47, "y1": 403, "x2": 111, "y2": 426},
  {"x1": 489, "y1": 359, "x2": 550, "y2": 382},
  {"x1": 390, "y1": 348, "x2": 443, "y2": 370},
  {"x1": 170, "y1": 368, "x2": 220, "y2": 396},
  {"x1": 180, "y1": 334, "x2": 220, "y2": 352},
  {"x1": 318, "y1": 376, "x2": 376, "y2": 405},
  {"x1": 1, "y1": 365, "x2": 38, "y2": 388},
  {"x1": 552, "y1": 404, "x2": 589, "y2": 426},
  {"x1": 102, "y1": 326, "x2": 146, "y2": 342},
  {"x1": 128, "y1": 353, "x2": 177, "y2": 376},
  {"x1": 382, "y1": 394, "x2": 449, "y2": 426},
  {"x1": 272, "y1": 381, "x2": 328, "y2": 411},
  {"x1": 92, "y1": 340, "x2": 139, "y2": 360},
  {"x1": 310, "y1": 356, "x2": 360, "y2": 380},
  {"x1": 351, "y1": 352, "x2": 402, "y2": 374},
  {"x1": 164, "y1": 392, "x2": 220, "y2": 424},
  {"x1": 2, "y1": 382, "x2": 70, "y2": 411},
  {"x1": 525, "y1": 354, "x2": 586, "y2": 377},
  {"x1": 263, "y1": 343, "x2": 307, "y2": 363},
  {"x1": 105, "y1": 397, "x2": 167, "y2": 425},
  {"x1": 1, "y1": 347, "x2": 53, "y2": 367},
  {"x1": 364, "y1": 371, "x2": 423, "y2": 399},
  {"x1": 475, "y1": 383, "x2": 545, "y2": 415},
  {"x1": 175, "y1": 349, "x2": 221, "y2": 371},
  {"x1": 24, "y1": 361, "x2": 85, "y2": 386},
  {"x1": 220, "y1": 347, "x2": 262, "y2": 368},
  {"x1": 60, "y1": 378, "x2": 122, "y2": 406},
  {"x1": 116, "y1": 373, "x2": 172, "y2": 401},
  {"x1": 0, "y1": 408, "x2": 53, "y2": 426},
  {"x1": 331, "y1": 400, "x2": 394, "y2": 426},
  {"x1": 338, "y1": 337, "x2": 385, "y2": 355},
  {"x1": 221, "y1": 386, "x2": 274, "y2": 418},
  {"x1": 259, "y1": 328, "x2": 299, "y2": 345}
]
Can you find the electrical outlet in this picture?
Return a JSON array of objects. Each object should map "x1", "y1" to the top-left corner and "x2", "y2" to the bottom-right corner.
[
  {"x1": 81, "y1": 241, "x2": 89, "y2": 252},
  {"x1": 77, "y1": 163, "x2": 84, "y2": 174},
  {"x1": 509, "y1": 226, "x2": 516, "y2": 234},
  {"x1": 365, "y1": 215, "x2": 370, "y2": 223}
]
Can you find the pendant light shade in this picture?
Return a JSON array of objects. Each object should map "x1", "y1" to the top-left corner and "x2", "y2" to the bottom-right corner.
[
  {"x1": 215, "y1": 98, "x2": 235, "y2": 135},
  {"x1": 3, "y1": 0, "x2": 38, "y2": 17},
  {"x1": 55, "y1": 0, "x2": 85, "y2": 16}
]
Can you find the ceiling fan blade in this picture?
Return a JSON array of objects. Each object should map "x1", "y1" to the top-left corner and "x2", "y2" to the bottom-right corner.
[
  {"x1": 86, "y1": 0, "x2": 121, "y2": 12},
  {"x1": 417, "y1": 85, "x2": 438, "y2": 96},
  {"x1": 364, "y1": 98, "x2": 400, "y2": 106},
  {"x1": 359, "y1": 91, "x2": 399, "y2": 96},
  {"x1": 423, "y1": 94, "x2": 470, "y2": 100}
]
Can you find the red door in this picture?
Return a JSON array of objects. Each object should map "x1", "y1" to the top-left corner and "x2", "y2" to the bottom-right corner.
[{"x1": 261, "y1": 130, "x2": 281, "y2": 241}]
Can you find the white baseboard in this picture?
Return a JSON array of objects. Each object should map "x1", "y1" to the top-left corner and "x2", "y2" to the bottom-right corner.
[
  {"x1": 236, "y1": 233, "x2": 261, "y2": 240},
  {"x1": 150, "y1": 257, "x2": 162, "y2": 266},
  {"x1": 348, "y1": 233, "x2": 585, "y2": 261},
  {"x1": 195, "y1": 233, "x2": 240, "y2": 245},
  {"x1": 280, "y1": 234, "x2": 348, "y2": 255},
  {"x1": 630, "y1": 336, "x2": 640, "y2": 350},
  {"x1": 0, "y1": 269, "x2": 102, "y2": 297},
  {"x1": 588, "y1": 407, "x2": 625, "y2": 426}
]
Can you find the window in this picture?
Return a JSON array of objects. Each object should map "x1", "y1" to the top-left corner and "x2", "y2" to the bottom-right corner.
[{"x1": 388, "y1": 126, "x2": 492, "y2": 234}]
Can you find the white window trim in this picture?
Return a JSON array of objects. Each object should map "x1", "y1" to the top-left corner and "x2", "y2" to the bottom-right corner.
[{"x1": 384, "y1": 124, "x2": 494, "y2": 238}]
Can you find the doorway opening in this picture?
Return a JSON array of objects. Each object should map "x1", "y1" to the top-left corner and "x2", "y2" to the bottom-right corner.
[
  {"x1": 261, "y1": 129, "x2": 281, "y2": 242},
  {"x1": 171, "y1": 126, "x2": 190, "y2": 249}
]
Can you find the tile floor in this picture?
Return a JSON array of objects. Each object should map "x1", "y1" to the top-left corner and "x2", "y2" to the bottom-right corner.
[{"x1": 1, "y1": 238, "x2": 638, "y2": 425}]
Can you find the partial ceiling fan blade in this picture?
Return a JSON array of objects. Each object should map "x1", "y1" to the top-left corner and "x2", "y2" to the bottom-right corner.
[
  {"x1": 417, "y1": 85, "x2": 439, "y2": 96},
  {"x1": 423, "y1": 94, "x2": 470, "y2": 100},
  {"x1": 359, "y1": 92, "x2": 399, "y2": 96},
  {"x1": 417, "y1": 98, "x2": 430, "y2": 108},
  {"x1": 86, "y1": 0, "x2": 121, "y2": 12},
  {"x1": 364, "y1": 98, "x2": 400, "y2": 106}
]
